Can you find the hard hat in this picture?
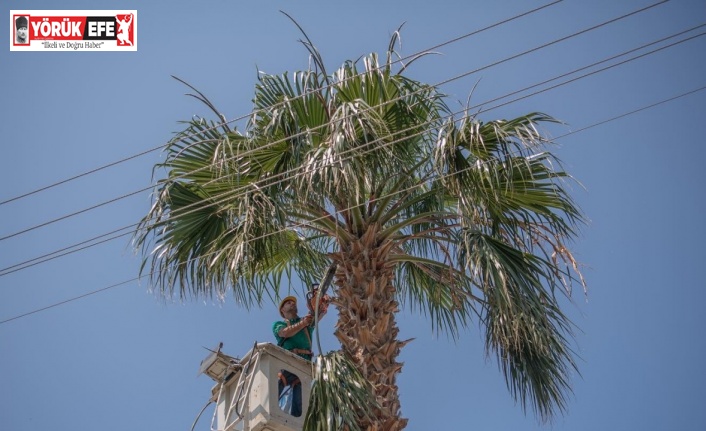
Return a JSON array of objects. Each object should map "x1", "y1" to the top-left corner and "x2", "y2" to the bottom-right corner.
[{"x1": 279, "y1": 296, "x2": 297, "y2": 317}]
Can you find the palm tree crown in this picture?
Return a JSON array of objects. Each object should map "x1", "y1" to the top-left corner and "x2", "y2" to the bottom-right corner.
[{"x1": 136, "y1": 32, "x2": 586, "y2": 430}]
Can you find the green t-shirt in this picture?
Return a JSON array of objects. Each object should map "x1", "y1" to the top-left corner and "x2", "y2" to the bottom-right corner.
[{"x1": 273, "y1": 317, "x2": 314, "y2": 360}]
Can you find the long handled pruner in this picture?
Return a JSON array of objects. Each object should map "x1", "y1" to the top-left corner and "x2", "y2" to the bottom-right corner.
[{"x1": 310, "y1": 263, "x2": 336, "y2": 354}]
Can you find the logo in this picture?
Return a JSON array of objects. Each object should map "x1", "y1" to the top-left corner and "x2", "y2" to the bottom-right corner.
[{"x1": 10, "y1": 10, "x2": 137, "y2": 51}]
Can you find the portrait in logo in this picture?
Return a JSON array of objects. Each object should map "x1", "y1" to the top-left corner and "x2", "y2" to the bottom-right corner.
[
  {"x1": 115, "y1": 13, "x2": 133, "y2": 46},
  {"x1": 15, "y1": 16, "x2": 29, "y2": 44}
]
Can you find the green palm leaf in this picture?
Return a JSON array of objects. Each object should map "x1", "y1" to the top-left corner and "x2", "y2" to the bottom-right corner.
[{"x1": 304, "y1": 352, "x2": 380, "y2": 431}]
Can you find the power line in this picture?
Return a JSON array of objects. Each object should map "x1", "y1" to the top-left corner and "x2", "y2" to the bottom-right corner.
[
  {"x1": 554, "y1": 85, "x2": 706, "y2": 140},
  {"x1": 0, "y1": 189, "x2": 144, "y2": 242},
  {"x1": 1, "y1": 83, "x2": 704, "y2": 325},
  {"x1": 0, "y1": 2, "x2": 674, "y2": 244},
  {"x1": 433, "y1": 0, "x2": 669, "y2": 90},
  {"x1": 0, "y1": 1, "x2": 564, "y2": 208},
  {"x1": 0, "y1": 228, "x2": 134, "y2": 276},
  {"x1": 2, "y1": 24, "x2": 703, "y2": 276},
  {"x1": 0, "y1": 147, "x2": 159, "y2": 207},
  {"x1": 473, "y1": 23, "x2": 706, "y2": 111},
  {"x1": 0, "y1": 276, "x2": 144, "y2": 325},
  {"x1": 422, "y1": 1, "x2": 565, "y2": 54},
  {"x1": 479, "y1": 31, "x2": 706, "y2": 112}
]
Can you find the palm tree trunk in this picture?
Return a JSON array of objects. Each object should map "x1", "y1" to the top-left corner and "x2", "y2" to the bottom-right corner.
[{"x1": 333, "y1": 225, "x2": 409, "y2": 431}]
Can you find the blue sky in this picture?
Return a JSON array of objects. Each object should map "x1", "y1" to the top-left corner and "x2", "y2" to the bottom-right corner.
[{"x1": 2, "y1": 1, "x2": 705, "y2": 430}]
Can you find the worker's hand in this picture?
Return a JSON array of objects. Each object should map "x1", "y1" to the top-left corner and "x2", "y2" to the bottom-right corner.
[{"x1": 301, "y1": 314, "x2": 314, "y2": 327}]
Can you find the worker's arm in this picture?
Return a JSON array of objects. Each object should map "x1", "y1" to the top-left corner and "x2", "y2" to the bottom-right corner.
[{"x1": 277, "y1": 315, "x2": 314, "y2": 338}]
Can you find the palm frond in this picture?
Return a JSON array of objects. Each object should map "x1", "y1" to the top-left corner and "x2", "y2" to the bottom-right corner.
[
  {"x1": 462, "y1": 230, "x2": 577, "y2": 421},
  {"x1": 394, "y1": 257, "x2": 477, "y2": 338},
  {"x1": 171, "y1": 75, "x2": 231, "y2": 133},
  {"x1": 304, "y1": 351, "x2": 379, "y2": 431}
]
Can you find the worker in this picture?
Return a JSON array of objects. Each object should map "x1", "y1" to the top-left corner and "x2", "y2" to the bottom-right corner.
[{"x1": 272, "y1": 291, "x2": 328, "y2": 417}]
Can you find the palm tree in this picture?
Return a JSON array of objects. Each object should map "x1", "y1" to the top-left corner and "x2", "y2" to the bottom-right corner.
[{"x1": 135, "y1": 30, "x2": 585, "y2": 430}]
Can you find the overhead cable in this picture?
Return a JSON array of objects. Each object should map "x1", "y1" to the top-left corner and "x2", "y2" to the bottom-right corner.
[
  {"x1": 554, "y1": 85, "x2": 706, "y2": 140},
  {"x1": 0, "y1": 227, "x2": 133, "y2": 276},
  {"x1": 432, "y1": 0, "x2": 670, "y2": 90},
  {"x1": 0, "y1": 276, "x2": 143, "y2": 325}
]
